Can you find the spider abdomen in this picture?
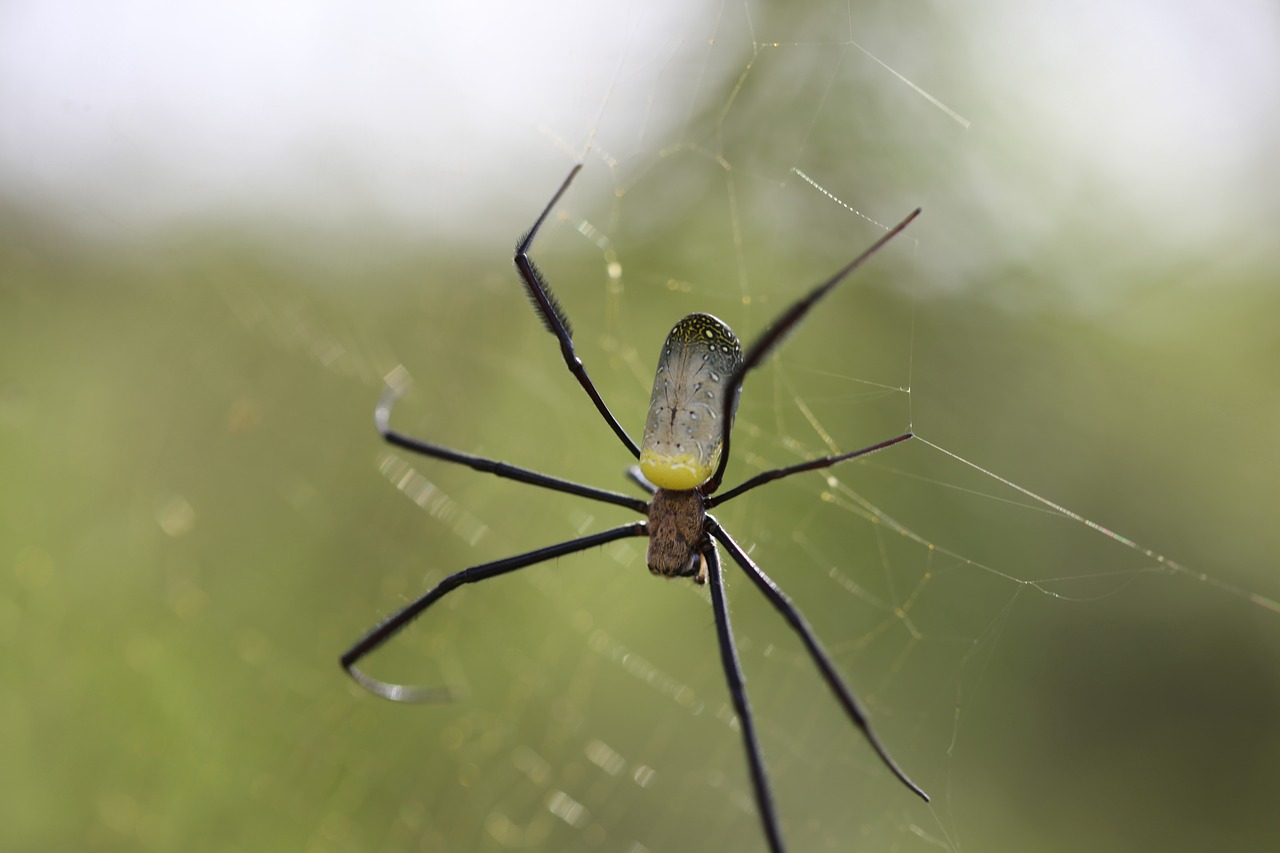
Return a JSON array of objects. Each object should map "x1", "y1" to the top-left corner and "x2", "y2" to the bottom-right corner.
[{"x1": 639, "y1": 313, "x2": 743, "y2": 491}]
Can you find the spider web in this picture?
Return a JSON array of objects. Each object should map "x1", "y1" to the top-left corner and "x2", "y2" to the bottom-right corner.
[{"x1": 3, "y1": 1, "x2": 1280, "y2": 852}]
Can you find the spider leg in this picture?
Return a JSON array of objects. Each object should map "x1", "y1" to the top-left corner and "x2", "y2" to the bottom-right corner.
[
  {"x1": 707, "y1": 518, "x2": 930, "y2": 803},
  {"x1": 514, "y1": 165, "x2": 640, "y2": 458},
  {"x1": 377, "y1": 383, "x2": 647, "y2": 514},
  {"x1": 342, "y1": 521, "x2": 648, "y2": 702},
  {"x1": 707, "y1": 432, "x2": 913, "y2": 508},
  {"x1": 705, "y1": 208, "x2": 921, "y2": 493},
  {"x1": 624, "y1": 464, "x2": 657, "y2": 496},
  {"x1": 704, "y1": 541, "x2": 786, "y2": 853}
]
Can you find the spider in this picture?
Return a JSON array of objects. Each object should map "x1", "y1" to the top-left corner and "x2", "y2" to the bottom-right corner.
[{"x1": 342, "y1": 165, "x2": 928, "y2": 852}]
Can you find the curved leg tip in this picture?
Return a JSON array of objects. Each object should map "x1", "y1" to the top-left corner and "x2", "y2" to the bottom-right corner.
[{"x1": 345, "y1": 662, "x2": 458, "y2": 705}]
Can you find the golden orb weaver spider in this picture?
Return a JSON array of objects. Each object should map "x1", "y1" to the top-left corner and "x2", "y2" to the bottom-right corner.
[{"x1": 342, "y1": 165, "x2": 927, "y2": 852}]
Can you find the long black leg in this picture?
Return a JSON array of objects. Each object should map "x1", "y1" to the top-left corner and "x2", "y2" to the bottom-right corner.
[
  {"x1": 707, "y1": 432, "x2": 913, "y2": 508},
  {"x1": 705, "y1": 208, "x2": 921, "y2": 493},
  {"x1": 514, "y1": 165, "x2": 640, "y2": 458},
  {"x1": 376, "y1": 385, "x2": 647, "y2": 514},
  {"x1": 707, "y1": 519, "x2": 930, "y2": 803},
  {"x1": 342, "y1": 521, "x2": 648, "y2": 702},
  {"x1": 704, "y1": 542, "x2": 786, "y2": 853}
]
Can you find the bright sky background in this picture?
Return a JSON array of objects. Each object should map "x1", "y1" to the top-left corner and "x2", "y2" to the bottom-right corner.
[{"x1": 2, "y1": 0, "x2": 1277, "y2": 259}]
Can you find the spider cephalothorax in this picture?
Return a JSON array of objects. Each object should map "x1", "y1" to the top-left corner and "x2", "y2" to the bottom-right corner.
[{"x1": 646, "y1": 486, "x2": 707, "y2": 581}]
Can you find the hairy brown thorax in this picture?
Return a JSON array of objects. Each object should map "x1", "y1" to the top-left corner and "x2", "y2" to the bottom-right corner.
[{"x1": 646, "y1": 488, "x2": 707, "y2": 583}]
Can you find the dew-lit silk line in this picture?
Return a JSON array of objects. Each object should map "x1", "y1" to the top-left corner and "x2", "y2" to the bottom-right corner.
[
  {"x1": 790, "y1": 168, "x2": 888, "y2": 230},
  {"x1": 914, "y1": 436, "x2": 1280, "y2": 613}
]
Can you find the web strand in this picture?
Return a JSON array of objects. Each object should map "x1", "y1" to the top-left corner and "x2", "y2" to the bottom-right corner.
[{"x1": 913, "y1": 435, "x2": 1280, "y2": 613}]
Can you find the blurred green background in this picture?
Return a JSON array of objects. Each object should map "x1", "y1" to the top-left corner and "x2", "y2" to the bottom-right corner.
[{"x1": 3, "y1": 1, "x2": 1279, "y2": 851}]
